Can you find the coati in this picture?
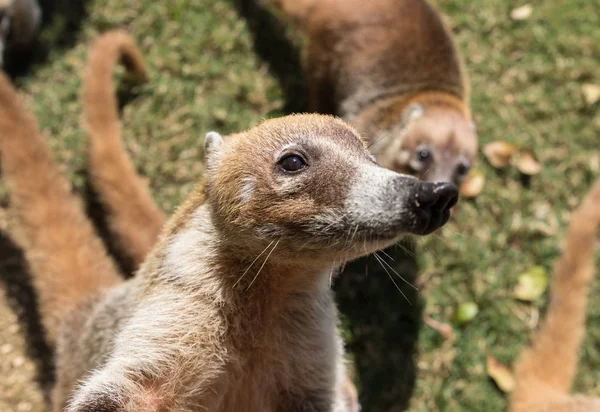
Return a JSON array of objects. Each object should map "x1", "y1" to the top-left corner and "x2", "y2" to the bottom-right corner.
[
  {"x1": 0, "y1": 63, "x2": 457, "y2": 411},
  {"x1": 83, "y1": 30, "x2": 359, "y2": 411},
  {"x1": 266, "y1": 0, "x2": 478, "y2": 186},
  {"x1": 0, "y1": 0, "x2": 41, "y2": 66},
  {"x1": 510, "y1": 177, "x2": 600, "y2": 412}
]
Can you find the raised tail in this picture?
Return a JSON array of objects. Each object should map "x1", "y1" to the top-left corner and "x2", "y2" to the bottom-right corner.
[
  {"x1": 262, "y1": 0, "x2": 322, "y2": 28},
  {"x1": 0, "y1": 73, "x2": 121, "y2": 344},
  {"x1": 83, "y1": 30, "x2": 166, "y2": 269},
  {"x1": 510, "y1": 178, "x2": 600, "y2": 411}
]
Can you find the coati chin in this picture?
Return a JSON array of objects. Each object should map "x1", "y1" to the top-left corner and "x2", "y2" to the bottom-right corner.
[
  {"x1": 267, "y1": 0, "x2": 478, "y2": 186},
  {"x1": 510, "y1": 177, "x2": 600, "y2": 412},
  {"x1": 0, "y1": 44, "x2": 457, "y2": 411}
]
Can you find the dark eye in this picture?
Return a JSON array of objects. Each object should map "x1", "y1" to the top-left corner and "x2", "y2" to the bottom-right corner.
[
  {"x1": 417, "y1": 148, "x2": 430, "y2": 161},
  {"x1": 279, "y1": 154, "x2": 307, "y2": 173},
  {"x1": 456, "y1": 162, "x2": 470, "y2": 176}
]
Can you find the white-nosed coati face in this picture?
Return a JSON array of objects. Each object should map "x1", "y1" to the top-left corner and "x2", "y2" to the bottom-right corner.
[
  {"x1": 376, "y1": 103, "x2": 478, "y2": 186},
  {"x1": 203, "y1": 114, "x2": 457, "y2": 264}
]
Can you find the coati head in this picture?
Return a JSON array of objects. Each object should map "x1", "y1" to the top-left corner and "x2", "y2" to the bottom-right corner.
[
  {"x1": 365, "y1": 97, "x2": 478, "y2": 186},
  {"x1": 202, "y1": 114, "x2": 457, "y2": 265}
]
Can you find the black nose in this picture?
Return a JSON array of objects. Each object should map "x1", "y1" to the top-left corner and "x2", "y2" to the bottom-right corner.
[{"x1": 411, "y1": 182, "x2": 458, "y2": 235}]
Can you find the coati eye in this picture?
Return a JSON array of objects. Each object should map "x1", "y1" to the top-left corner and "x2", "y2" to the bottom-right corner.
[
  {"x1": 417, "y1": 148, "x2": 431, "y2": 162},
  {"x1": 278, "y1": 154, "x2": 307, "y2": 173},
  {"x1": 456, "y1": 162, "x2": 470, "y2": 176}
]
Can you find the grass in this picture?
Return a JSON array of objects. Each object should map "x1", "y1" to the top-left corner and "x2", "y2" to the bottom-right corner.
[{"x1": 2, "y1": 0, "x2": 599, "y2": 410}]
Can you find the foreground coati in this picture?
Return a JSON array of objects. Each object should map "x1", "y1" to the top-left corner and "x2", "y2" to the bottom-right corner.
[
  {"x1": 265, "y1": 0, "x2": 478, "y2": 186},
  {"x1": 510, "y1": 177, "x2": 600, "y2": 412},
  {"x1": 0, "y1": 59, "x2": 457, "y2": 412},
  {"x1": 84, "y1": 30, "x2": 360, "y2": 411}
]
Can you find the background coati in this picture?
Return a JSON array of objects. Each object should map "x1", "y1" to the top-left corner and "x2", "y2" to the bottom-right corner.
[{"x1": 266, "y1": 0, "x2": 478, "y2": 186}]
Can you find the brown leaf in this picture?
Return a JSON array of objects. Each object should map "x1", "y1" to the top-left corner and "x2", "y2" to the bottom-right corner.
[
  {"x1": 516, "y1": 150, "x2": 541, "y2": 175},
  {"x1": 582, "y1": 84, "x2": 600, "y2": 106},
  {"x1": 460, "y1": 170, "x2": 485, "y2": 198},
  {"x1": 423, "y1": 316, "x2": 453, "y2": 340},
  {"x1": 510, "y1": 4, "x2": 533, "y2": 20},
  {"x1": 487, "y1": 356, "x2": 515, "y2": 393},
  {"x1": 483, "y1": 141, "x2": 517, "y2": 169}
]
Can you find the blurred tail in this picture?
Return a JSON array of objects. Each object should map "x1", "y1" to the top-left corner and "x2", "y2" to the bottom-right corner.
[
  {"x1": 83, "y1": 29, "x2": 166, "y2": 269},
  {"x1": 0, "y1": 73, "x2": 121, "y2": 344},
  {"x1": 511, "y1": 178, "x2": 600, "y2": 410}
]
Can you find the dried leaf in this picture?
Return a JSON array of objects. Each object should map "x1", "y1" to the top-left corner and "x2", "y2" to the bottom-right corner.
[
  {"x1": 582, "y1": 84, "x2": 600, "y2": 106},
  {"x1": 424, "y1": 316, "x2": 453, "y2": 340},
  {"x1": 510, "y1": 4, "x2": 533, "y2": 20},
  {"x1": 487, "y1": 356, "x2": 515, "y2": 393},
  {"x1": 452, "y1": 302, "x2": 479, "y2": 326},
  {"x1": 483, "y1": 141, "x2": 517, "y2": 169},
  {"x1": 514, "y1": 266, "x2": 548, "y2": 301},
  {"x1": 516, "y1": 150, "x2": 541, "y2": 175},
  {"x1": 460, "y1": 170, "x2": 485, "y2": 198}
]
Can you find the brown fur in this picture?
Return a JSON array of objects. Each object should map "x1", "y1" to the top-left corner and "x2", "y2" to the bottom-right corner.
[
  {"x1": 0, "y1": 36, "x2": 456, "y2": 409},
  {"x1": 83, "y1": 29, "x2": 167, "y2": 267},
  {"x1": 510, "y1": 178, "x2": 600, "y2": 412},
  {"x1": 269, "y1": 0, "x2": 478, "y2": 185}
]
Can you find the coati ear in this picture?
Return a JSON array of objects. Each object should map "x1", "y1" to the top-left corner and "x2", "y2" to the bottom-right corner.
[
  {"x1": 204, "y1": 131, "x2": 223, "y2": 171},
  {"x1": 401, "y1": 103, "x2": 425, "y2": 129},
  {"x1": 470, "y1": 122, "x2": 477, "y2": 132}
]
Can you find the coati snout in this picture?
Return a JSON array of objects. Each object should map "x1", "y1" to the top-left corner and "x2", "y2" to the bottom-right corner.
[{"x1": 204, "y1": 114, "x2": 457, "y2": 262}]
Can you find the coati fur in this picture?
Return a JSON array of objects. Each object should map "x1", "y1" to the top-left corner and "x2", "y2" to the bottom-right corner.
[
  {"x1": 510, "y1": 177, "x2": 600, "y2": 412},
  {"x1": 0, "y1": 0, "x2": 41, "y2": 66},
  {"x1": 267, "y1": 0, "x2": 478, "y2": 185},
  {"x1": 0, "y1": 55, "x2": 457, "y2": 411}
]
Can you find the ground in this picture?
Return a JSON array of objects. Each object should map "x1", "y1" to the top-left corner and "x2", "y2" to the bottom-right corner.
[{"x1": 0, "y1": 0, "x2": 598, "y2": 411}]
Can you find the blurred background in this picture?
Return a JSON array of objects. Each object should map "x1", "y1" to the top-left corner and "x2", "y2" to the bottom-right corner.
[{"x1": 0, "y1": 0, "x2": 598, "y2": 411}]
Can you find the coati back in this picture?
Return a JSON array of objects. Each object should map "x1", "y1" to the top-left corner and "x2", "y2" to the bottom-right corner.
[
  {"x1": 0, "y1": 32, "x2": 457, "y2": 410},
  {"x1": 510, "y1": 178, "x2": 600, "y2": 412},
  {"x1": 268, "y1": 0, "x2": 478, "y2": 185}
]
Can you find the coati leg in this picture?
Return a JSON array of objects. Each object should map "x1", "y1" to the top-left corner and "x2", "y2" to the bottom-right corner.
[
  {"x1": 83, "y1": 29, "x2": 166, "y2": 269},
  {"x1": 0, "y1": 73, "x2": 121, "y2": 344},
  {"x1": 510, "y1": 178, "x2": 600, "y2": 412}
]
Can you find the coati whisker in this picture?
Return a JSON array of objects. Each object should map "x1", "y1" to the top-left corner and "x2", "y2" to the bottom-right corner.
[
  {"x1": 375, "y1": 251, "x2": 418, "y2": 291},
  {"x1": 233, "y1": 239, "x2": 276, "y2": 289},
  {"x1": 392, "y1": 242, "x2": 417, "y2": 259},
  {"x1": 373, "y1": 253, "x2": 411, "y2": 305},
  {"x1": 366, "y1": 132, "x2": 390, "y2": 150},
  {"x1": 379, "y1": 249, "x2": 395, "y2": 262},
  {"x1": 245, "y1": 239, "x2": 280, "y2": 291}
]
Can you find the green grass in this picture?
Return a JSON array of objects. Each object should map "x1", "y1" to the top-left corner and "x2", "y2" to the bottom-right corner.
[{"x1": 6, "y1": 0, "x2": 600, "y2": 410}]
